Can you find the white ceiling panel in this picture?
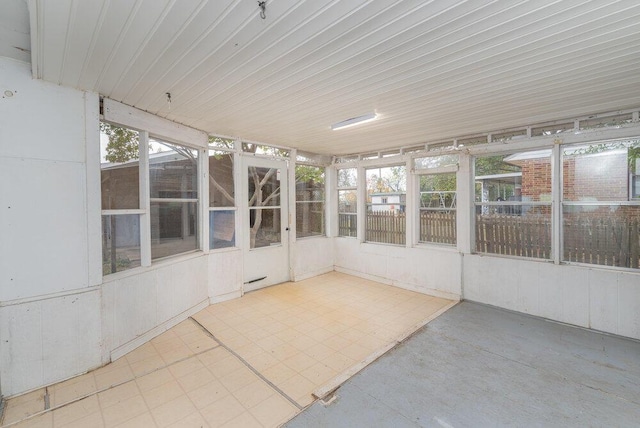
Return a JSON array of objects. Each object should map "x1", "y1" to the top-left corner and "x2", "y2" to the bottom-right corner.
[{"x1": 18, "y1": 0, "x2": 640, "y2": 154}]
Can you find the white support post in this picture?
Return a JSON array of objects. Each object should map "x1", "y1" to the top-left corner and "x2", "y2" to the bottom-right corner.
[
  {"x1": 357, "y1": 165, "x2": 366, "y2": 243},
  {"x1": 200, "y1": 147, "x2": 210, "y2": 254},
  {"x1": 326, "y1": 165, "x2": 337, "y2": 237},
  {"x1": 405, "y1": 158, "x2": 415, "y2": 248},
  {"x1": 139, "y1": 131, "x2": 152, "y2": 267},
  {"x1": 552, "y1": 142, "x2": 562, "y2": 264},
  {"x1": 457, "y1": 153, "x2": 473, "y2": 254},
  {"x1": 85, "y1": 92, "x2": 102, "y2": 285}
]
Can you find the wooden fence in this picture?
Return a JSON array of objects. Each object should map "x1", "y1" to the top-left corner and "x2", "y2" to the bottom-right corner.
[
  {"x1": 476, "y1": 214, "x2": 552, "y2": 259},
  {"x1": 366, "y1": 211, "x2": 406, "y2": 244},
  {"x1": 340, "y1": 212, "x2": 640, "y2": 268},
  {"x1": 564, "y1": 216, "x2": 640, "y2": 268},
  {"x1": 338, "y1": 213, "x2": 357, "y2": 237},
  {"x1": 419, "y1": 211, "x2": 456, "y2": 245}
]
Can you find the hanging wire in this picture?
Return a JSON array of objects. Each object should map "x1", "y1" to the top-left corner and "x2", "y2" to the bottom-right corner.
[{"x1": 258, "y1": 1, "x2": 266, "y2": 19}]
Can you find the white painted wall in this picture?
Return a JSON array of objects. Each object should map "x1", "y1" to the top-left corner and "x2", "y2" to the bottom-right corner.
[
  {"x1": 208, "y1": 249, "x2": 243, "y2": 303},
  {"x1": 291, "y1": 237, "x2": 334, "y2": 281},
  {"x1": 0, "y1": 58, "x2": 103, "y2": 396},
  {"x1": 463, "y1": 255, "x2": 640, "y2": 340},
  {"x1": 334, "y1": 238, "x2": 462, "y2": 300}
]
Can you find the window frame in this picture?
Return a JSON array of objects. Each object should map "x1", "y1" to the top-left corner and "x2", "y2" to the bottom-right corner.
[
  {"x1": 100, "y1": 120, "x2": 207, "y2": 277},
  {"x1": 294, "y1": 164, "x2": 327, "y2": 239},
  {"x1": 336, "y1": 167, "x2": 358, "y2": 238},
  {"x1": 414, "y1": 166, "x2": 458, "y2": 247},
  {"x1": 364, "y1": 163, "x2": 408, "y2": 246},
  {"x1": 207, "y1": 138, "x2": 239, "y2": 251}
]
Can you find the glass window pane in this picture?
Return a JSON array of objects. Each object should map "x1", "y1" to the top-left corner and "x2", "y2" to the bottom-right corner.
[
  {"x1": 151, "y1": 201, "x2": 198, "y2": 259},
  {"x1": 415, "y1": 154, "x2": 458, "y2": 170},
  {"x1": 149, "y1": 138, "x2": 198, "y2": 199},
  {"x1": 475, "y1": 208, "x2": 551, "y2": 259},
  {"x1": 475, "y1": 151, "x2": 552, "y2": 259},
  {"x1": 242, "y1": 142, "x2": 289, "y2": 157},
  {"x1": 250, "y1": 208, "x2": 281, "y2": 248},
  {"x1": 210, "y1": 210, "x2": 235, "y2": 249},
  {"x1": 102, "y1": 215, "x2": 141, "y2": 275},
  {"x1": 208, "y1": 136, "x2": 234, "y2": 150},
  {"x1": 249, "y1": 167, "x2": 281, "y2": 206},
  {"x1": 366, "y1": 166, "x2": 406, "y2": 245},
  {"x1": 296, "y1": 165, "x2": 325, "y2": 238},
  {"x1": 100, "y1": 123, "x2": 140, "y2": 210},
  {"x1": 338, "y1": 190, "x2": 357, "y2": 238},
  {"x1": 563, "y1": 205, "x2": 640, "y2": 268},
  {"x1": 337, "y1": 168, "x2": 357, "y2": 187},
  {"x1": 563, "y1": 141, "x2": 639, "y2": 202},
  {"x1": 209, "y1": 150, "x2": 235, "y2": 207},
  {"x1": 419, "y1": 173, "x2": 456, "y2": 245}
]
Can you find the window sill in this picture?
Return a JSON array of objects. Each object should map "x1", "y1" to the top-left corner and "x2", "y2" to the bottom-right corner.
[{"x1": 102, "y1": 250, "x2": 205, "y2": 283}]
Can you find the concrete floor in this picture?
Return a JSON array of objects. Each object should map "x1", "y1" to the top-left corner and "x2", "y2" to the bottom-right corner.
[{"x1": 287, "y1": 301, "x2": 640, "y2": 428}]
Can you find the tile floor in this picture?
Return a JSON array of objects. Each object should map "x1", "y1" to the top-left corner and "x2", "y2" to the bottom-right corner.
[{"x1": 1, "y1": 272, "x2": 455, "y2": 427}]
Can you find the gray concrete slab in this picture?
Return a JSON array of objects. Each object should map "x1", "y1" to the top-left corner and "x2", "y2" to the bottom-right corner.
[{"x1": 286, "y1": 301, "x2": 640, "y2": 428}]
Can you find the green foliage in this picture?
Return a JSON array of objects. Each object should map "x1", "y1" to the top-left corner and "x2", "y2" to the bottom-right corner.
[
  {"x1": 295, "y1": 165, "x2": 325, "y2": 185},
  {"x1": 367, "y1": 166, "x2": 406, "y2": 194},
  {"x1": 475, "y1": 155, "x2": 520, "y2": 176},
  {"x1": 101, "y1": 122, "x2": 139, "y2": 163}
]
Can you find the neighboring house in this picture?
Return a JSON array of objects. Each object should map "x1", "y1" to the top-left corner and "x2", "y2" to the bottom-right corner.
[{"x1": 370, "y1": 192, "x2": 406, "y2": 213}]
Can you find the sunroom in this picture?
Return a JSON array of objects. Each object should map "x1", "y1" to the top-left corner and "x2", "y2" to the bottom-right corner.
[{"x1": 1, "y1": 0, "x2": 639, "y2": 426}]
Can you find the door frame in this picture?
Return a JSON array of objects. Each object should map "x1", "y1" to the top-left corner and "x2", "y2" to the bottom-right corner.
[{"x1": 240, "y1": 155, "x2": 291, "y2": 292}]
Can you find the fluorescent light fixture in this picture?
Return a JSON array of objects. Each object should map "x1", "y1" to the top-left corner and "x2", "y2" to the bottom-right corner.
[{"x1": 331, "y1": 113, "x2": 377, "y2": 130}]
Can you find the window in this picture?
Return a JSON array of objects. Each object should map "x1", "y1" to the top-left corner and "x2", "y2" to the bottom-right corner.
[
  {"x1": 337, "y1": 168, "x2": 357, "y2": 237},
  {"x1": 149, "y1": 138, "x2": 199, "y2": 260},
  {"x1": 100, "y1": 121, "x2": 203, "y2": 275},
  {"x1": 100, "y1": 123, "x2": 142, "y2": 274},
  {"x1": 418, "y1": 173, "x2": 456, "y2": 245},
  {"x1": 474, "y1": 151, "x2": 552, "y2": 259},
  {"x1": 562, "y1": 140, "x2": 640, "y2": 268},
  {"x1": 366, "y1": 165, "x2": 406, "y2": 245},
  {"x1": 295, "y1": 165, "x2": 325, "y2": 238},
  {"x1": 209, "y1": 137, "x2": 236, "y2": 249}
]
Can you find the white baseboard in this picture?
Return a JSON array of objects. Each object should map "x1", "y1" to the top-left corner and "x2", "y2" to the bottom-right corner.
[
  {"x1": 209, "y1": 289, "x2": 242, "y2": 304},
  {"x1": 292, "y1": 266, "x2": 334, "y2": 282},
  {"x1": 334, "y1": 266, "x2": 461, "y2": 301},
  {"x1": 110, "y1": 298, "x2": 210, "y2": 361}
]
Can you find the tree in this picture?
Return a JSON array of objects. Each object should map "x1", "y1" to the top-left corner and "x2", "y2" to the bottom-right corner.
[{"x1": 101, "y1": 122, "x2": 139, "y2": 163}]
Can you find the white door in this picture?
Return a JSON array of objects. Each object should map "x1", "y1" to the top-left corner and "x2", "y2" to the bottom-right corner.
[{"x1": 242, "y1": 156, "x2": 290, "y2": 291}]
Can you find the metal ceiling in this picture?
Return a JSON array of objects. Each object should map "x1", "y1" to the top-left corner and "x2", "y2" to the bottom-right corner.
[{"x1": 20, "y1": 0, "x2": 640, "y2": 154}]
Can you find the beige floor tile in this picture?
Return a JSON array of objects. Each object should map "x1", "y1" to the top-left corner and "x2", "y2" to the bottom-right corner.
[
  {"x1": 128, "y1": 354, "x2": 166, "y2": 377},
  {"x1": 323, "y1": 352, "x2": 356, "y2": 373},
  {"x1": 249, "y1": 394, "x2": 299, "y2": 428},
  {"x1": 207, "y1": 355, "x2": 246, "y2": 379},
  {"x1": 166, "y1": 412, "x2": 209, "y2": 428},
  {"x1": 97, "y1": 381, "x2": 139, "y2": 409},
  {"x1": 199, "y1": 395, "x2": 245, "y2": 427},
  {"x1": 49, "y1": 373, "x2": 97, "y2": 408},
  {"x1": 243, "y1": 350, "x2": 280, "y2": 372},
  {"x1": 112, "y1": 412, "x2": 157, "y2": 428},
  {"x1": 261, "y1": 363, "x2": 297, "y2": 385},
  {"x1": 167, "y1": 357, "x2": 205, "y2": 379},
  {"x1": 231, "y1": 379, "x2": 276, "y2": 409},
  {"x1": 57, "y1": 411, "x2": 104, "y2": 428},
  {"x1": 149, "y1": 396, "x2": 197, "y2": 428},
  {"x1": 124, "y1": 342, "x2": 159, "y2": 365},
  {"x1": 140, "y1": 379, "x2": 185, "y2": 410},
  {"x1": 322, "y1": 334, "x2": 353, "y2": 352},
  {"x1": 219, "y1": 411, "x2": 262, "y2": 428},
  {"x1": 300, "y1": 362, "x2": 338, "y2": 386},
  {"x1": 9, "y1": 412, "x2": 53, "y2": 428},
  {"x1": 186, "y1": 379, "x2": 230, "y2": 409},
  {"x1": 278, "y1": 375, "x2": 316, "y2": 406},
  {"x1": 135, "y1": 368, "x2": 174, "y2": 392},
  {"x1": 94, "y1": 364, "x2": 135, "y2": 390},
  {"x1": 281, "y1": 353, "x2": 318, "y2": 373},
  {"x1": 218, "y1": 367, "x2": 259, "y2": 393},
  {"x1": 101, "y1": 395, "x2": 148, "y2": 428},
  {"x1": 51, "y1": 395, "x2": 100, "y2": 427},
  {"x1": 2, "y1": 389, "x2": 46, "y2": 425},
  {"x1": 176, "y1": 366, "x2": 216, "y2": 392}
]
